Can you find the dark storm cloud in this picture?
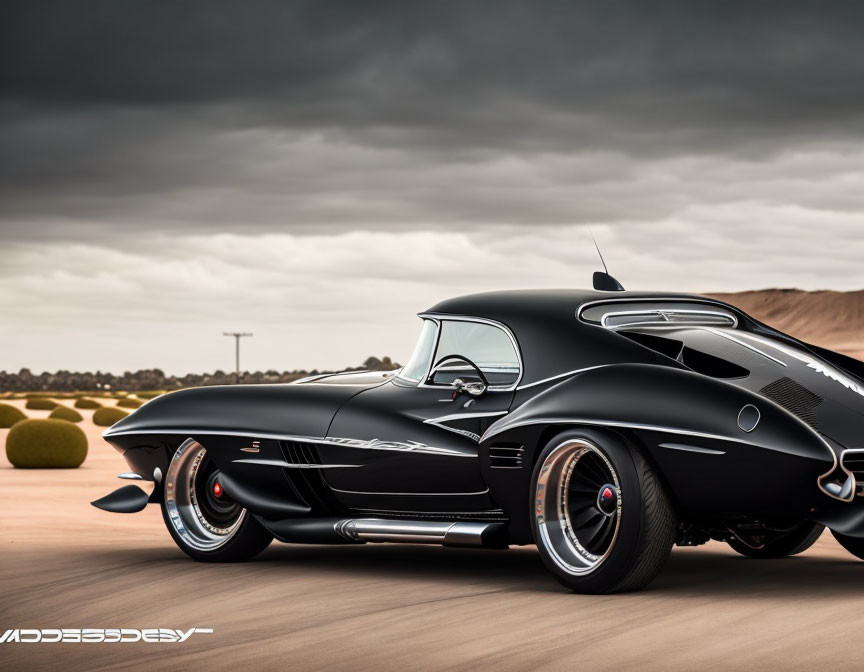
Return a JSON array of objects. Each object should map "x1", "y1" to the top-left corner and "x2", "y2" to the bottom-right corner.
[
  {"x1": 2, "y1": 0, "x2": 864, "y2": 240},
  {"x1": 5, "y1": 1, "x2": 864, "y2": 139},
  {"x1": 2, "y1": 2, "x2": 864, "y2": 373}
]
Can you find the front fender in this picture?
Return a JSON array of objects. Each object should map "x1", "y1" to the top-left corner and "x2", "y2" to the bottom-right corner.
[{"x1": 483, "y1": 364, "x2": 836, "y2": 524}]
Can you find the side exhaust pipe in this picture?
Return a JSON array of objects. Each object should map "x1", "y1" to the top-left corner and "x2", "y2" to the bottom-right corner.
[{"x1": 260, "y1": 516, "x2": 507, "y2": 548}]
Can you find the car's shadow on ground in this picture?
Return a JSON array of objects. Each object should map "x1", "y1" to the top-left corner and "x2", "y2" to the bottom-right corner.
[
  {"x1": 258, "y1": 542, "x2": 864, "y2": 598},
  {"x1": 90, "y1": 542, "x2": 864, "y2": 598}
]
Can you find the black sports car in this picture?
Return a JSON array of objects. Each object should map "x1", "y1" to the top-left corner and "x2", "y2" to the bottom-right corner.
[{"x1": 94, "y1": 278, "x2": 864, "y2": 593}]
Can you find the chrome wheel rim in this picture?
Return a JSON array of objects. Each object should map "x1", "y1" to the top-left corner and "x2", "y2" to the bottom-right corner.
[
  {"x1": 165, "y1": 438, "x2": 245, "y2": 551},
  {"x1": 535, "y1": 439, "x2": 621, "y2": 575}
]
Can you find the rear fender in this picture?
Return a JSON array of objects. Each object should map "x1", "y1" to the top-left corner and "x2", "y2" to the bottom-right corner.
[{"x1": 483, "y1": 364, "x2": 836, "y2": 523}]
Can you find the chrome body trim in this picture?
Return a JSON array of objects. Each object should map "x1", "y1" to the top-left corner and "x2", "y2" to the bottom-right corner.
[
  {"x1": 422, "y1": 410, "x2": 509, "y2": 443},
  {"x1": 322, "y1": 436, "x2": 475, "y2": 458},
  {"x1": 102, "y1": 427, "x2": 474, "y2": 458},
  {"x1": 232, "y1": 458, "x2": 363, "y2": 469},
  {"x1": 330, "y1": 486, "x2": 490, "y2": 496},
  {"x1": 600, "y1": 308, "x2": 738, "y2": 330},
  {"x1": 482, "y1": 416, "x2": 779, "y2": 447},
  {"x1": 515, "y1": 365, "x2": 612, "y2": 390},
  {"x1": 839, "y1": 448, "x2": 864, "y2": 498},
  {"x1": 423, "y1": 410, "x2": 508, "y2": 424},
  {"x1": 700, "y1": 327, "x2": 787, "y2": 366},
  {"x1": 578, "y1": 296, "x2": 739, "y2": 323},
  {"x1": 117, "y1": 472, "x2": 143, "y2": 480},
  {"x1": 292, "y1": 369, "x2": 398, "y2": 385},
  {"x1": 658, "y1": 443, "x2": 726, "y2": 456}
]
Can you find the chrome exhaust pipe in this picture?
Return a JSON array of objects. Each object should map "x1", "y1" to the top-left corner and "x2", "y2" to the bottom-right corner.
[
  {"x1": 335, "y1": 518, "x2": 506, "y2": 547},
  {"x1": 258, "y1": 516, "x2": 507, "y2": 548}
]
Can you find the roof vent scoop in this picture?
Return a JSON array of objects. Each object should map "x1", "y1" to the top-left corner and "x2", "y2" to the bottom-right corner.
[
  {"x1": 593, "y1": 271, "x2": 624, "y2": 292},
  {"x1": 589, "y1": 230, "x2": 624, "y2": 291}
]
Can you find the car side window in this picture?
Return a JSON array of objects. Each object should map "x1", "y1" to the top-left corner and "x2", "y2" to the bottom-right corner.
[{"x1": 432, "y1": 320, "x2": 520, "y2": 387}]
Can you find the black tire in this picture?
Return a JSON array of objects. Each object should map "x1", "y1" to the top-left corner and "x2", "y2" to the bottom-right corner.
[
  {"x1": 531, "y1": 429, "x2": 677, "y2": 594},
  {"x1": 831, "y1": 529, "x2": 864, "y2": 560},
  {"x1": 160, "y1": 438, "x2": 273, "y2": 562},
  {"x1": 728, "y1": 522, "x2": 824, "y2": 559}
]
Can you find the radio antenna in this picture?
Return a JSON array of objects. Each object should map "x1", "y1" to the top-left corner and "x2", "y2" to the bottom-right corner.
[
  {"x1": 590, "y1": 228, "x2": 609, "y2": 275},
  {"x1": 588, "y1": 228, "x2": 624, "y2": 291}
]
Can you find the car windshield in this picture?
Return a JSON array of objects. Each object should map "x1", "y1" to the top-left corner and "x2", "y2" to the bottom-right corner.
[{"x1": 398, "y1": 319, "x2": 438, "y2": 382}]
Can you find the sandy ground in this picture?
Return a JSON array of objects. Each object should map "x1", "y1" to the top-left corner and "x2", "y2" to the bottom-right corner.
[{"x1": 3, "y1": 398, "x2": 864, "y2": 671}]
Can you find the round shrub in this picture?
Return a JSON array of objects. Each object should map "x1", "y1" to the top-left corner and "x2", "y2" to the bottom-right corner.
[
  {"x1": 49, "y1": 405, "x2": 83, "y2": 423},
  {"x1": 0, "y1": 403, "x2": 26, "y2": 428},
  {"x1": 137, "y1": 391, "x2": 164, "y2": 400},
  {"x1": 92, "y1": 407, "x2": 129, "y2": 427},
  {"x1": 25, "y1": 398, "x2": 58, "y2": 410},
  {"x1": 74, "y1": 397, "x2": 102, "y2": 409},
  {"x1": 116, "y1": 398, "x2": 144, "y2": 409},
  {"x1": 5, "y1": 419, "x2": 88, "y2": 468}
]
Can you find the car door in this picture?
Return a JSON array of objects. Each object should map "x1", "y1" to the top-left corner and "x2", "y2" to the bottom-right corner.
[{"x1": 319, "y1": 315, "x2": 521, "y2": 513}]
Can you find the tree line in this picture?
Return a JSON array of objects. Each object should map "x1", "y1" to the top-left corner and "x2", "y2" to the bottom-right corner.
[{"x1": 0, "y1": 356, "x2": 399, "y2": 391}]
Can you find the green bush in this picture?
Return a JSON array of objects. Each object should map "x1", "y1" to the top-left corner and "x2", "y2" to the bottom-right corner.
[
  {"x1": 49, "y1": 405, "x2": 84, "y2": 423},
  {"x1": 0, "y1": 403, "x2": 26, "y2": 428},
  {"x1": 116, "y1": 398, "x2": 144, "y2": 409},
  {"x1": 5, "y1": 419, "x2": 88, "y2": 468},
  {"x1": 137, "y1": 391, "x2": 164, "y2": 400},
  {"x1": 25, "y1": 398, "x2": 58, "y2": 410},
  {"x1": 92, "y1": 407, "x2": 129, "y2": 427},
  {"x1": 74, "y1": 398, "x2": 102, "y2": 409}
]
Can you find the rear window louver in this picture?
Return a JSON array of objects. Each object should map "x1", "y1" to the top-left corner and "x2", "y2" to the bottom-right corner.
[
  {"x1": 620, "y1": 331, "x2": 749, "y2": 379},
  {"x1": 760, "y1": 377, "x2": 823, "y2": 429}
]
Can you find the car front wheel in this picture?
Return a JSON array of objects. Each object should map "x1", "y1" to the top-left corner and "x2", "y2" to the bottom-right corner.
[
  {"x1": 531, "y1": 429, "x2": 677, "y2": 593},
  {"x1": 161, "y1": 438, "x2": 273, "y2": 562}
]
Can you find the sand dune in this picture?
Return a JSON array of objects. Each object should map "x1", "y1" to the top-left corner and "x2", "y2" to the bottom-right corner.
[{"x1": 709, "y1": 289, "x2": 864, "y2": 361}]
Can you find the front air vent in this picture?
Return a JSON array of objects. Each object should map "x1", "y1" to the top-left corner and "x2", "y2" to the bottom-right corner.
[
  {"x1": 490, "y1": 443, "x2": 524, "y2": 468},
  {"x1": 760, "y1": 377, "x2": 823, "y2": 429},
  {"x1": 280, "y1": 440, "x2": 332, "y2": 512}
]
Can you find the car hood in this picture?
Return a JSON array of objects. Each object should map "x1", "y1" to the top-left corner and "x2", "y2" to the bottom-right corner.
[{"x1": 103, "y1": 382, "x2": 371, "y2": 440}]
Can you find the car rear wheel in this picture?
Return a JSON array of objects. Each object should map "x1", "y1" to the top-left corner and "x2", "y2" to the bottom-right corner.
[
  {"x1": 531, "y1": 429, "x2": 677, "y2": 594},
  {"x1": 727, "y1": 522, "x2": 824, "y2": 558},
  {"x1": 830, "y1": 529, "x2": 864, "y2": 560},
  {"x1": 161, "y1": 438, "x2": 273, "y2": 562}
]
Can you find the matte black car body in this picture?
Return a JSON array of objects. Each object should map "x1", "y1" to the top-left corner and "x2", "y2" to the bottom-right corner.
[{"x1": 97, "y1": 288, "x2": 864, "y2": 589}]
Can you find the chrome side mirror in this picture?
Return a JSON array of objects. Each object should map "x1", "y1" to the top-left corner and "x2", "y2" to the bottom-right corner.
[{"x1": 452, "y1": 378, "x2": 487, "y2": 398}]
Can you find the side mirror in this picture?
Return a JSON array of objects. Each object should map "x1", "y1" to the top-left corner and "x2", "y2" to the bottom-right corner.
[{"x1": 452, "y1": 378, "x2": 487, "y2": 398}]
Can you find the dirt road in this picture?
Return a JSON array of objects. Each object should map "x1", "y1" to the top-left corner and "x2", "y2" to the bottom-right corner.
[{"x1": 3, "y1": 400, "x2": 864, "y2": 672}]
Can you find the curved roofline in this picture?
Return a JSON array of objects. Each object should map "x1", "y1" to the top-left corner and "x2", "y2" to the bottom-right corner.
[{"x1": 425, "y1": 288, "x2": 722, "y2": 321}]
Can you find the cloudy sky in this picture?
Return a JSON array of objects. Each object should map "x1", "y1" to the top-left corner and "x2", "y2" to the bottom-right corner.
[{"x1": 1, "y1": 1, "x2": 863, "y2": 374}]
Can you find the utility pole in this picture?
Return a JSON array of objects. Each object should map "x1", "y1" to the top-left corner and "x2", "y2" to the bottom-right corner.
[{"x1": 223, "y1": 332, "x2": 253, "y2": 383}]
